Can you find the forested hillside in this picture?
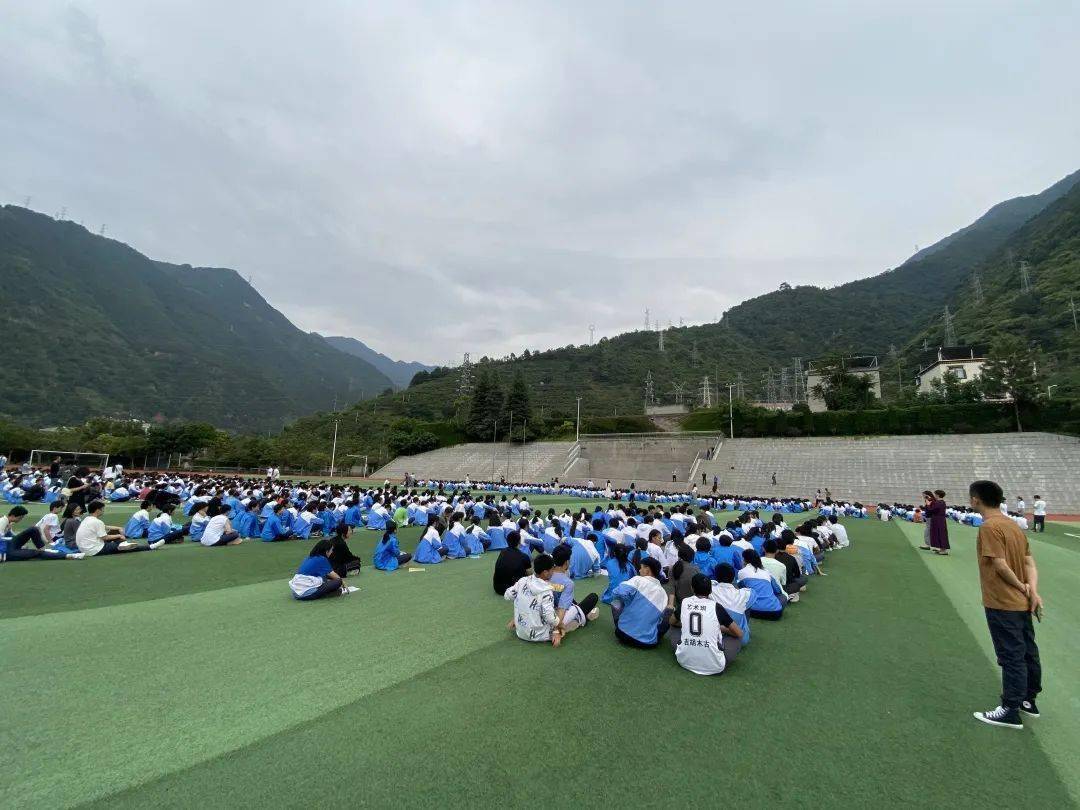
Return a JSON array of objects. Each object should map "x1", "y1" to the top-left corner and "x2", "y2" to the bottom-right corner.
[{"x1": 0, "y1": 207, "x2": 394, "y2": 430}]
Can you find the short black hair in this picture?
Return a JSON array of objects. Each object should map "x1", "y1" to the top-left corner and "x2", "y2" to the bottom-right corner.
[
  {"x1": 763, "y1": 538, "x2": 778, "y2": 553},
  {"x1": 969, "y1": 480, "x2": 1003, "y2": 508},
  {"x1": 533, "y1": 553, "x2": 555, "y2": 576},
  {"x1": 506, "y1": 530, "x2": 521, "y2": 548},
  {"x1": 639, "y1": 556, "x2": 661, "y2": 578},
  {"x1": 87, "y1": 500, "x2": 105, "y2": 513},
  {"x1": 551, "y1": 545, "x2": 572, "y2": 567},
  {"x1": 8, "y1": 505, "x2": 28, "y2": 518},
  {"x1": 714, "y1": 562, "x2": 736, "y2": 583},
  {"x1": 691, "y1": 573, "x2": 712, "y2": 597}
]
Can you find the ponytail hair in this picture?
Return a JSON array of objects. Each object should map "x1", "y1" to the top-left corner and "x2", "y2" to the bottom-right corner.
[{"x1": 382, "y1": 520, "x2": 397, "y2": 544}]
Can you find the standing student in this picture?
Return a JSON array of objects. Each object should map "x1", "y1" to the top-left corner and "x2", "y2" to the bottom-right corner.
[
  {"x1": 289, "y1": 538, "x2": 351, "y2": 600},
  {"x1": 610, "y1": 557, "x2": 673, "y2": 648},
  {"x1": 1032, "y1": 496, "x2": 1046, "y2": 533},
  {"x1": 670, "y1": 574, "x2": 743, "y2": 675},
  {"x1": 492, "y1": 530, "x2": 532, "y2": 596},
  {"x1": 925, "y1": 490, "x2": 950, "y2": 555},
  {"x1": 373, "y1": 520, "x2": 412, "y2": 571},
  {"x1": 969, "y1": 480, "x2": 1043, "y2": 729}
]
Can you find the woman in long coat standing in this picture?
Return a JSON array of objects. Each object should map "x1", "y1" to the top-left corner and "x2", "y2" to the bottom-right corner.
[{"x1": 925, "y1": 489, "x2": 950, "y2": 555}]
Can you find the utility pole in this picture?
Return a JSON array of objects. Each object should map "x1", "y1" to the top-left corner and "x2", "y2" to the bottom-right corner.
[
  {"x1": 1020, "y1": 260, "x2": 1033, "y2": 294},
  {"x1": 491, "y1": 419, "x2": 498, "y2": 479},
  {"x1": 728, "y1": 384, "x2": 734, "y2": 439},
  {"x1": 329, "y1": 419, "x2": 339, "y2": 477},
  {"x1": 575, "y1": 398, "x2": 582, "y2": 442},
  {"x1": 506, "y1": 410, "x2": 513, "y2": 478},
  {"x1": 521, "y1": 420, "x2": 527, "y2": 481}
]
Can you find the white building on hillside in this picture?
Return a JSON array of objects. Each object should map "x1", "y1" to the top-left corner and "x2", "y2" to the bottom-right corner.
[{"x1": 916, "y1": 346, "x2": 988, "y2": 395}]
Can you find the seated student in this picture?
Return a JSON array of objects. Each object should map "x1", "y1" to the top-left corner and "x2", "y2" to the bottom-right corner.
[
  {"x1": 567, "y1": 531, "x2": 602, "y2": 579},
  {"x1": 343, "y1": 499, "x2": 364, "y2": 528},
  {"x1": 57, "y1": 502, "x2": 85, "y2": 553},
  {"x1": 414, "y1": 518, "x2": 448, "y2": 564},
  {"x1": 485, "y1": 516, "x2": 508, "y2": 550},
  {"x1": 442, "y1": 513, "x2": 469, "y2": 559},
  {"x1": 35, "y1": 500, "x2": 66, "y2": 546},
  {"x1": 610, "y1": 556, "x2": 673, "y2": 649},
  {"x1": 542, "y1": 521, "x2": 563, "y2": 553},
  {"x1": 123, "y1": 500, "x2": 154, "y2": 539},
  {"x1": 761, "y1": 539, "x2": 800, "y2": 600},
  {"x1": 328, "y1": 524, "x2": 363, "y2": 577},
  {"x1": 149, "y1": 505, "x2": 186, "y2": 545},
  {"x1": 1, "y1": 505, "x2": 79, "y2": 560},
  {"x1": 710, "y1": 563, "x2": 752, "y2": 645},
  {"x1": 693, "y1": 536, "x2": 716, "y2": 577},
  {"x1": 232, "y1": 500, "x2": 259, "y2": 538},
  {"x1": 373, "y1": 521, "x2": 412, "y2": 571},
  {"x1": 669, "y1": 545, "x2": 702, "y2": 618},
  {"x1": 288, "y1": 538, "x2": 355, "y2": 600},
  {"x1": 77, "y1": 501, "x2": 161, "y2": 556},
  {"x1": 737, "y1": 549, "x2": 788, "y2": 620},
  {"x1": 601, "y1": 542, "x2": 636, "y2": 604},
  {"x1": 493, "y1": 530, "x2": 532, "y2": 595},
  {"x1": 773, "y1": 532, "x2": 808, "y2": 595},
  {"x1": 828, "y1": 515, "x2": 850, "y2": 548},
  {"x1": 200, "y1": 503, "x2": 242, "y2": 547},
  {"x1": 260, "y1": 503, "x2": 294, "y2": 541},
  {"x1": 546, "y1": 545, "x2": 600, "y2": 645},
  {"x1": 712, "y1": 531, "x2": 744, "y2": 573},
  {"x1": 366, "y1": 501, "x2": 389, "y2": 530},
  {"x1": 670, "y1": 574, "x2": 744, "y2": 675},
  {"x1": 503, "y1": 553, "x2": 559, "y2": 644},
  {"x1": 317, "y1": 502, "x2": 337, "y2": 538},
  {"x1": 516, "y1": 517, "x2": 544, "y2": 554},
  {"x1": 188, "y1": 502, "x2": 211, "y2": 543},
  {"x1": 463, "y1": 516, "x2": 490, "y2": 557}
]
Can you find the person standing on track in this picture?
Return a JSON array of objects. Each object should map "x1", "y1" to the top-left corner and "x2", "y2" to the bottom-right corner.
[
  {"x1": 1031, "y1": 495, "x2": 1046, "y2": 533},
  {"x1": 969, "y1": 480, "x2": 1043, "y2": 730}
]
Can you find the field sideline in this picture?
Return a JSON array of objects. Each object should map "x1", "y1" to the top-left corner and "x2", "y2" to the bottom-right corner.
[{"x1": 2, "y1": 497, "x2": 1077, "y2": 808}]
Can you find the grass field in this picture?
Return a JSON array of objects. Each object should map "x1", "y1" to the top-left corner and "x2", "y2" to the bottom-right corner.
[{"x1": 3, "y1": 497, "x2": 1078, "y2": 808}]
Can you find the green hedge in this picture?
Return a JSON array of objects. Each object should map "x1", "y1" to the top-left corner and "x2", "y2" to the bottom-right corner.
[
  {"x1": 681, "y1": 400, "x2": 1080, "y2": 438},
  {"x1": 581, "y1": 415, "x2": 659, "y2": 434}
]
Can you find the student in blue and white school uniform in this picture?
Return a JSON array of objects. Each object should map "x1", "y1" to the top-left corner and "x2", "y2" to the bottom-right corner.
[
  {"x1": 260, "y1": 503, "x2": 294, "y2": 541},
  {"x1": 567, "y1": 531, "x2": 602, "y2": 579},
  {"x1": 463, "y1": 517, "x2": 490, "y2": 557},
  {"x1": 737, "y1": 549, "x2": 788, "y2": 620},
  {"x1": 610, "y1": 556, "x2": 673, "y2": 648},
  {"x1": 711, "y1": 563, "x2": 752, "y2": 645},
  {"x1": 149, "y1": 505, "x2": 186, "y2": 545},
  {"x1": 123, "y1": 500, "x2": 154, "y2": 539},
  {"x1": 601, "y1": 542, "x2": 636, "y2": 604},
  {"x1": 670, "y1": 574, "x2": 744, "y2": 675},
  {"x1": 188, "y1": 502, "x2": 211, "y2": 543},
  {"x1": 414, "y1": 518, "x2": 448, "y2": 564},
  {"x1": 441, "y1": 513, "x2": 469, "y2": 559},
  {"x1": 484, "y1": 515, "x2": 507, "y2": 550},
  {"x1": 373, "y1": 521, "x2": 413, "y2": 571},
  {"x1": 289, "y1": 538, "x2": 354, "y2": 600}
]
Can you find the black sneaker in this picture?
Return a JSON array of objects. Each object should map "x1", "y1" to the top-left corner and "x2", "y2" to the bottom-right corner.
[
  {"x1": 1020, "y1": 700, "x2": 1040, "y2": 718},
  {"x1": 974, "y1": 705, "x2": 1023, "y2": 729}
]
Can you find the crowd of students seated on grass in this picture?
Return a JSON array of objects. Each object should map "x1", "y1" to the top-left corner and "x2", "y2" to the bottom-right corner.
[
  {"x1": 493, "y1": 500, "x2": 849, "y2": 674},
  {"x1": 875, "y1": 499, "x2": 1035, "y2": 530}
]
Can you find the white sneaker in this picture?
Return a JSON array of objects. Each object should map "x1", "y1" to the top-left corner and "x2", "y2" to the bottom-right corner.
[
  {"x1": 597, "y1": 569, "x2": 609, "y2": 576},
  {"x1": 342, "y1": 585, "x2": 359, "y2": 595},
  {"x1": 66, "y1": 552, "x2": 86, "y2": 560},
  {"x1": 788, "y1": 592, "x2": 800, "y2": 603},
  {"x1": 149, "y1": 539, "x2": 166, "y2": 550},
  {"x1": 587, "y1": 607, "x2": 600, "y2": 621}
]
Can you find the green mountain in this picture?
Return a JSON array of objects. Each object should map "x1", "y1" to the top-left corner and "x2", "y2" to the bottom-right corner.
[
  {"x1": 906, "y1": 177, "x2": 1080, "y2": 394},
  {"x1": 276, "y1": 168, "x2": 1080, "y2": 467},
  {"x1": 318, "y1": 334, "x2": 434, "y2": 389},
  {"x1": 0, "y1": 206, "x2": 395, "y2": 430}
]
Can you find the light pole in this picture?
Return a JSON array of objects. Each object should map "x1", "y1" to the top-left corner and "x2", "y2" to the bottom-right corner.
[
  {"x1": 728, "y1": 384, "x2": 734, "y2": 438},
  {"x1": 491, "y1": 419, "x2": 498, "y2": 480},
  {"x1": 329, "y1": 419, "x2": 339, "y2": 477},
  {"x1": 575, "y1": 397, "x2": 582, "y2": 442}
]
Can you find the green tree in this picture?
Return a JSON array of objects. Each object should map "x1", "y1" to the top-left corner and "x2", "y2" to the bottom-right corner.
[
  {"x1": 978, "y1": 336, "x2": 1043, "y2": 431},
  {"x1": 926, "y1": 370, "x2": 983, "y2": 404},
  {"x1": 810, "y1": 356, "x2": 878, "y2": 411},
  {"x1": 504, "y1": 371, "x2": 533, "y2": 434}
]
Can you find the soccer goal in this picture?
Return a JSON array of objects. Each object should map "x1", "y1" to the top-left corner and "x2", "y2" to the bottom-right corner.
[{"x1": 28, "y1": 450, "x2": 110, "y2": 473}]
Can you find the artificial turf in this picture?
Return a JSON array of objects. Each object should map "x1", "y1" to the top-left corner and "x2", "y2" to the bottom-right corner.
[{"x1": 2, "y1": 498, "x2": 1077, "y2": 808}]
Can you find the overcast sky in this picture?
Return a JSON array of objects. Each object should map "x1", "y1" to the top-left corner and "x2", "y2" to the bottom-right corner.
[{"x1": 3, "y1": 2, "x2": 1079, "y2": 365}]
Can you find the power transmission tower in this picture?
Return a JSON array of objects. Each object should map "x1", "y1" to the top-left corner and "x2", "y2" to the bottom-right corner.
[
  {"x1": 690, "y1": 341, "x2": 698, "y2": 365},
  {"x1": 59, "y1": 207, "x2": 66, "y2": 220},
  {"x1": 1071, "y1": 298, "x2": 1079, "y2": 332},
  {"x1": 1020, "y1": 260, "x2": 1033, "y2": 294},
  {"x1": 457, "y1": 352, "x2": 474, "y2": 398},
  {"x1": 644, "y1": 371, "x2": 655, "y2": 406},
  {"x1": 735, "y1": 371, "x2": 745, "y2": 401},
  {"x1": 588, "y1": 324, "x2": 596, "y2": 345},
  {"x1": 943, "y1": 306, "x2": 956, "y2": 346},
  {"x1": 658, "y1": 328, "x2": 665, "y2": 352},
  {"x1": 679, "y1": 317, "x2": 684, "y2": 327},
  {"x1": 99, "y1": 224, "x2": 106, "y2": 236},
  {"x1": 644, "y1": 308, "x2": 651, "y2": 331},
  {"x1": 972, "y1": 272, "x2": 984, "y2": 304},
  {"x1": 701, "y1": 376, "x2": 712, "y2": 407},
  {"x1": 921, "y1": 338, "x2": 929, "y2": 351},
  {"x1": 23, "y1": 196, "x2": 31, "y2": 207},
  {"x1": 672, "y1": 382, "x2": 686, "y2": 406},
  {"x1": 792, "y1": 357, "x2": 805, "y2": 403}
]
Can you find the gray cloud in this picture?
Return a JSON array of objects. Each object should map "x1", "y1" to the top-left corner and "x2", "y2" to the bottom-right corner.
[{"x1": 2, "y1": 1, "x2": 1078, "y2": 365}]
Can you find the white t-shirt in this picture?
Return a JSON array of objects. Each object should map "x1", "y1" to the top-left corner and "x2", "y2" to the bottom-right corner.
[
  {"x1": 0, "y1": 515, "x2": 12, "y2": 537},
  {"x1": 675, "y1": 596, "x2": 726, "y2": 675},
  {"x1": 36, "y1": 512, "x2": 61, "y2": 543},
  {"x1": 76, "y1": 515, "x2": 108, "y2": 555},
  {"x1": 201, "y1": 514, "x2": 229, "y2": 546},
  {"x1": 1033, "y1": 499, "x2": 1047, "y2": 516}
]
